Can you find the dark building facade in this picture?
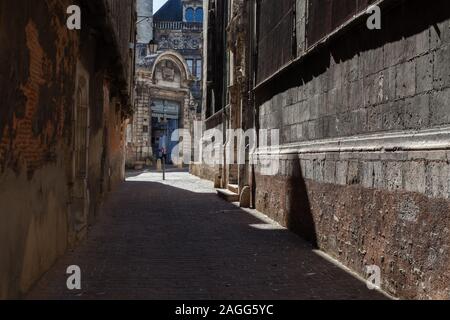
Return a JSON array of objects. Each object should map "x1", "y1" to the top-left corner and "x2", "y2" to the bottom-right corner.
[
  {"x1": 0, "y1": 0, "x2": 136, "y2": 298},
  {"x1": 194, "y1": 0, "x2": 450, "y2": 299}
]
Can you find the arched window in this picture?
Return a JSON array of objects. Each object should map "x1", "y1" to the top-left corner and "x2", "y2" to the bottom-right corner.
[
  {"x1": 185, "y1": 8, "x2": 194, "y2": 22},
  {"x1": 195, "y1": 8, "x2": 203, "y2": 23}
]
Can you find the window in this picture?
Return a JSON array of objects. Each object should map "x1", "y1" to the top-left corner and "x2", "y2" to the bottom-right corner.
[
  {"x1": 196, "y1": 59, "x2": 202, "y2": 79},
  {"x1": 205, "y1": 0, "x2": 228, "y2": 117},
  {"x1": 256, "y1": 0, "x2": 295, "y2": 84},
  {"x1": 307, "y1": 0, "x2": 377, "y2": 48},
  {"x1": 186, "y1": 59, "x2": 194, "y2": 75},
  {"x1": 185, "y1": 8, "x2": 195, "y2": 22},
  {"x1": 143, "y1": 125, "x2": 149, "y2": 133},
  {"x1": 195, "y1": 8, "x2": 204, "y2": 23}
]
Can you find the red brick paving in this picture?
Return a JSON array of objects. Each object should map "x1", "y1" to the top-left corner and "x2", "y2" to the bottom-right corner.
[{"x1": 26, "y1": 171, "x2": 388, "y2": 300}]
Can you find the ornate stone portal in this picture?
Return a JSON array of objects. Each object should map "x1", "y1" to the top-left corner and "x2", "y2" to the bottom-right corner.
[
  {"x1": 127, "y1": 0, "x2": 203, "y2": 167},
  {"x1": 131, "y1": 51, "x2": 198, "y2": 166}
]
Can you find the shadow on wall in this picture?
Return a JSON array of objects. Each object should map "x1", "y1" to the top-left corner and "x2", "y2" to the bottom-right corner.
[
  {"x1": 285, "y1": 155, "x2": 317, "y2": 248},
  {"x1": 330, "y1": 0, "x2": 450, "y2": 71},
  {"x1": 255, "y1": 0, "x2": 450, "y2": 106}
]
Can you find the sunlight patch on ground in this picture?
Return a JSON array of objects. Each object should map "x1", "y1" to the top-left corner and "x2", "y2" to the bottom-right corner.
[
  {"x1": 249, "y1": 223, "x2": 285, "y2": 230},
  {"x1": 126, "y1": 171, "x2": 216, "y2": 194}
]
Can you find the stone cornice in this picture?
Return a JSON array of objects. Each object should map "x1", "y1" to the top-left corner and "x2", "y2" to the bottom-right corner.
[{"x1": 256, "y1": 126, "x2": 450, "y2": 155}]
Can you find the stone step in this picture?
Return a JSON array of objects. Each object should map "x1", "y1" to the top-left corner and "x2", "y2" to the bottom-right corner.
[
  {"x1": 227, "y1": 184, "x2": 239, "y2": 194},
  {"x1": 217, "y1": 188, "x2": 240, "y2": 202}
]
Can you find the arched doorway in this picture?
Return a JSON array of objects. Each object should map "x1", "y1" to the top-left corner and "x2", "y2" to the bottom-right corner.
[
  {"x1": 151, "y1": 99, "x2": 181, "y2": 163},
  {"x1": 149, "y1": 51, "x2": 195, "y2": 166}
]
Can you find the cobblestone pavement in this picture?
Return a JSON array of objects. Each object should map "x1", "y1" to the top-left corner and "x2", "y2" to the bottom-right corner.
[{"x1": 27, "y1": 171, "x2": 387, "y2": 300}]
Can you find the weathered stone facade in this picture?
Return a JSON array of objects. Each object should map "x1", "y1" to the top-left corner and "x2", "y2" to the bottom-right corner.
[
  {"x1": 195, "y1": 0, "x2": 450, "y2": 299},
  {"x1": 127, "y1": 0, "x2": 203, "y2": 166},
  {"x1": 191, "y1": 0, "x2": 253, "y2": 197},
  {"x1": 0, "y1": 0, "x2": 136, "y2": 299},
  {"x1": 127, "y1": 0, "x2": 154, "y2": 165},
  {"x1": 137, "y1": 50, "x2": 199, "y2": 164}
]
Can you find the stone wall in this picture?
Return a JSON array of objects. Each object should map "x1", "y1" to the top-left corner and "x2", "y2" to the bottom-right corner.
[
  {"x1": 128, "y1": 0, "x2": 153, "y2": 165},
  {"x1": 127, "y1": 83, "x2": 153, "y2": 166},
  {"x1": 190, "y1": 163, "x2": 217, "y2": 182},
  {"x1": 0, "y1": 0, "x2": 135, "y2": 299},
  {"x1": 255, "y1": 0, "x2": 450, "y2": 299},
  {"x1": 191, "y1": 0, "x2": 251, "y2": 187}
]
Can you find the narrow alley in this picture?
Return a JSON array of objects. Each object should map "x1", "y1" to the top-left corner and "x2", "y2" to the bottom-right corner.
[
  {"x1": 27, "y1": 170, "x2": 385, "y2": 300},
  {"x1": 2, "y1": 0, "x2": 450, "y2": 303}
]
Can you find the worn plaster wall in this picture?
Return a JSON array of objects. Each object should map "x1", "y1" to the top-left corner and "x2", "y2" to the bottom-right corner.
[
  {"x1": 0, "y1": 0, "x2": 78, "y2": 299},
  {"x1": 255, "y1": 0, "x2": 450, "y2": 299},
  {"x1": 0, "y1": 0, "x2": 134, "y2": 299}
]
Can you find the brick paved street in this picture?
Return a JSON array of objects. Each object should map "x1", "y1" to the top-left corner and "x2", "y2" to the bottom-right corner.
[{"x1": 27, "y1": 171, "x2": 387, "y2": 300}]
